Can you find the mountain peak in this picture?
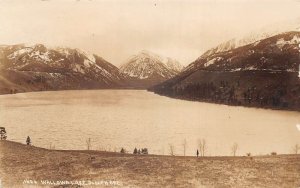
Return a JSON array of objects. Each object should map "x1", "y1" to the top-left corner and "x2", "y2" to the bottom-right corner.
[
  {"x1": 120, "y1": 51, "x2": 182, "y2": 78},
  {"x1": 119, "y1": 51, "x2": 183, "y2": 88},
  {"x1": 138, "y1": 50, "x2": 154, "y2": 55},
  {"x1": 135, "y1": 50, "x2": 183, "y2": 71},
  {"x1": 137, "y1": 50, "x2": 160, "y2": 57}
]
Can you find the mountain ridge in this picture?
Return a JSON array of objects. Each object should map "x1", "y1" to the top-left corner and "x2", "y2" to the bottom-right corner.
[
  {"x1": 150, "y1": 31, "x2": 300, "y2": 111},
  {"x1": 0, "y1": 43, "x2": 126, "y2": 94},
  {"x1": 201, "y1": 19, "x2": 300, "y2": 59}
]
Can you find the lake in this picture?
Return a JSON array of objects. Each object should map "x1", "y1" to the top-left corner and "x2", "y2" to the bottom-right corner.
[{"x1": 0, "y1": 90, "x2": 299, "y2": 156}]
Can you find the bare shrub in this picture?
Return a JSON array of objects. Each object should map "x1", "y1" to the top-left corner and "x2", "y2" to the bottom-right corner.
[
  {"x1": 169, "y1": 144, "x2": 175, "y2": 156},
  {"x1": 231, "y1": 143, "x2": 238, "y2": 156},
  {"x1": 49, "y1": 143, "x2": 55, "y2": 150},
  {"x1": 293, "y1": 144, "x2": 300, "y2": 154},
  {"x1": 198, "y1": 139, "x2": 207, "y2": 157},
  {"x1": 86, "y1": 138, "x2": 92, "y2": 150},
  {"x1": 182, "y1": 139, "x2": 187, "y2": 156}
]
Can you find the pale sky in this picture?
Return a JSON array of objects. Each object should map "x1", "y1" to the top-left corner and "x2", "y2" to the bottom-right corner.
[{"x1": 1, "y1": 0, "x2": 300, "y2": 66}]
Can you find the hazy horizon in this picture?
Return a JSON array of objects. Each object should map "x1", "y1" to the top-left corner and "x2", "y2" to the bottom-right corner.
[{"x1": 1, "y1": 0, "x2": 300, "y2": 66}]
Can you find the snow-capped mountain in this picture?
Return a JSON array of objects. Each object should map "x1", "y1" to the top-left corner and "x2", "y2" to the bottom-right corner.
[
  {"x1": 0, "y1": 44, "x2": 125, "y2": 94},
  {"x1": 119, "y1": 50, "x2": 183, "y2": 88},
  {"x1": 202, "y1": 18, "x2": 300, "y2": 58},
  {"x1": 151, "y1": 31, "x2": 300, "y2": 111},
  {"x1": 187, "y1": 32, "x2": 300, "y2": 73}
]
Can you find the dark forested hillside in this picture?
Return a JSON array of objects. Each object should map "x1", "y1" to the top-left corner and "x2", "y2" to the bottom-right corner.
[{"x1": 150, "y1": 32, "x2": 300, "y2": 111}]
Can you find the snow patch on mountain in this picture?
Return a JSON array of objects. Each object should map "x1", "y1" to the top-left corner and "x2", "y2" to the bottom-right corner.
[
  {"x1": 30, "y1": 50, "x2": 51, "y2": 62},
  {"x1": 72, "y1": 64, "x2": 85, "y2": 74},
  {"x1": 7, "y1": 48, "x2": 33, "y2": 59},
  {"x1": 204, "y1": 57, "x2": 223, "y2": 67},
  {"x1": 276, "y1": 35, "x2": 300, "y2": 48},
  {"x1": 55, "y1": 47, "x2": 72, "y2": 57},
  {"x1": 83, "y1": 59, "x2": 92, "y2": 68},
  {"x1": 75, "y1": 48, "x2": 96, "y2": 63},
  {"x1": 164, "y1": 57, "x2": 183, "y2": 72}
]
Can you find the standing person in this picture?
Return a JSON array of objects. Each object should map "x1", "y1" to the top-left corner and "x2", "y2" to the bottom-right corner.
[
  {"x1": 26, "y1": 136, "x2": 31, "y2": 145},
  {"x1": 197, "y1": 149, "x2": 199, "y2": 158}
]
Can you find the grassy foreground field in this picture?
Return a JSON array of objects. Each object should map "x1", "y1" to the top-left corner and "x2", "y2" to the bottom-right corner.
[{"x1": 0, "y1": 140, "x2": 300, "y2": 188}]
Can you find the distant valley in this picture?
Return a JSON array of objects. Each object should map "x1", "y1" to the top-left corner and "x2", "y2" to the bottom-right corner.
[
  {"x1": 0, "y1": 45, "x2": 183, "y2": 93},
  {"x1": 1, "y1": 31, "x2": 300, "y2": 111}
]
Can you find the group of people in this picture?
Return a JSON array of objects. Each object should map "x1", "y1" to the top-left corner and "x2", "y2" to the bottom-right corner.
[{"x1": 133, "y1": 148, "x2": 148, "y2": 155}]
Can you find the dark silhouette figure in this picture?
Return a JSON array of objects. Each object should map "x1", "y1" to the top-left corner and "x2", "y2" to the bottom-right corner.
[
  {"x1": 197, "y1": 149, "x2": 199, "y2": 157},
  {"x1": 26, "y1": 136, "x2": 31, "y2": 145},
  {"x1": 133, "y1": 147, "x2": 138, "y2": 154}
]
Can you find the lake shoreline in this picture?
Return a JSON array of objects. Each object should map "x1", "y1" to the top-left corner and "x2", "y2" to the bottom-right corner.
[
  {"x1": 1, "y1": 140, "x2": 300, "y2": 187},
  {"x1": 0, "y1": 87, "x2": 146, "y2": 96},
  {"x1": 1, "y1": 88, "x2": 299, "y2": 113},
  {"x1": 148, "y1": 89, "x2": 300, "y2": 112}
]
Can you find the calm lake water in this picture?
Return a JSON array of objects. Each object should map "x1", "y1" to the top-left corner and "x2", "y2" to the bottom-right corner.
[{"x1": 0, "y1": 90, "x2": 299, "y2": 156}]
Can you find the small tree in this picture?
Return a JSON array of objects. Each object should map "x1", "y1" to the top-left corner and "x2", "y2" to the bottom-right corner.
[
  {"x1": 198, "y1": 139, "x2": 207, "y2": 157},
  {"x1": 133, "y1": 147, "x2": 138, "y2": 154},
  {"x1": 231, "y1": 143, "x2": 238, "y2": 156},
  {"x1": 120, "y1": 148, "x2": 125, "y2": 153},
  {"x1": 169, "y1": 144, "x2": 175, "y2": 156},
  {"x1": 0, "y1": 127, "x2": 7, "y2": 140},
  {"x1": 86, "y1": 138, "x2": 92, "y2": 150},
  {"x1": 182, "y1": 139, "x2": 187, "y2": 156},
  {"x1": 293, "y1": 144, "x2": 300, "y2": 154},
  {"x1": 49, "y1": 143, "x2": 55, "y2": 150}
]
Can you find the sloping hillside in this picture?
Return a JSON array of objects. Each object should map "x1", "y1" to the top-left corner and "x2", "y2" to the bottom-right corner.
[
  {"x1": 151, "y1": 32, "x2": 300, "y2": 111},
  {"x1": 1, "y1": 141, "x2": 300, "y2": 188},
  {"x1": 0, "y1": 44, "x2": 126, "y2": 94}
]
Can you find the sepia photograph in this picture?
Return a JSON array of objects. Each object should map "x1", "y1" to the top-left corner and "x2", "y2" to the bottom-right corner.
[{"x1": 0, "y1": 0, "x2": 300, "y2": 187}]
